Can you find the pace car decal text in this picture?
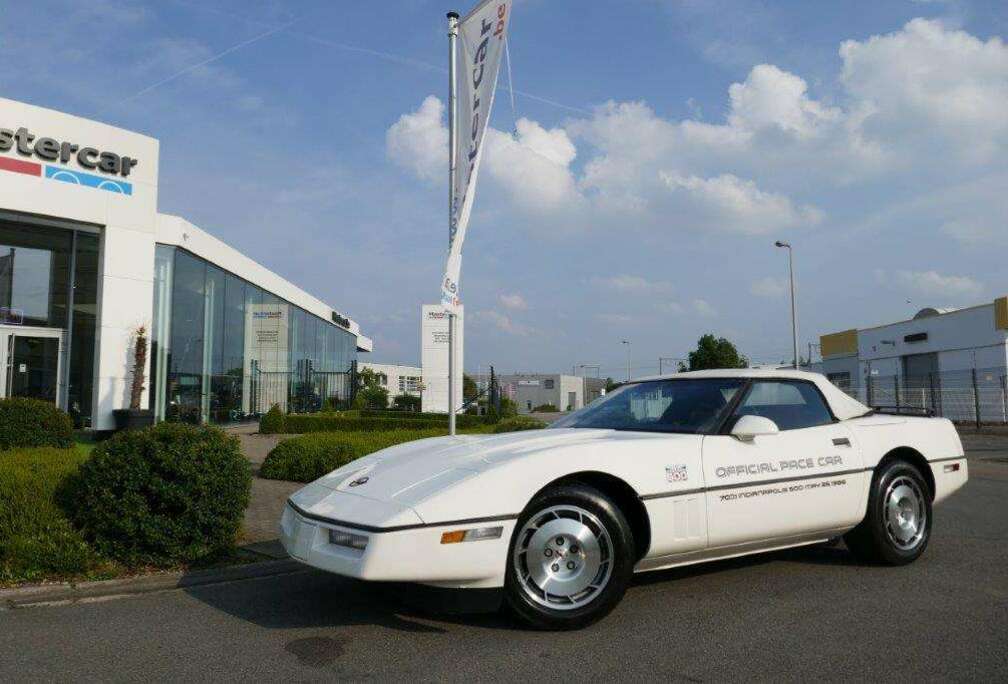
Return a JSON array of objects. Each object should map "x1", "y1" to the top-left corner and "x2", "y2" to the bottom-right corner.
[
  {"x1": 719, "y1": 478, "x2": 849, "y2": 502},
  {"x1": 715, "y1": 455, "x2": 844, "y2": 479}
]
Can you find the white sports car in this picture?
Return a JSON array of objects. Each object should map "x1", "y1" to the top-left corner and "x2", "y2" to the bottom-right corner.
[{"x1": 280, "y1": 369, "x2": 968, "y2": 629}]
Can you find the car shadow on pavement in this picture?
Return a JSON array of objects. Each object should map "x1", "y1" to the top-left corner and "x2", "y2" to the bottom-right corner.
[
  {"x1": 629, "y1": 541, "x2": 862, "y2": 588},
  {"x1": 184, "y1": 542, "x2": 864, "y2": 634},
  {"x1": 182, "y1": 569, "x2": 520, "y2": 634}
]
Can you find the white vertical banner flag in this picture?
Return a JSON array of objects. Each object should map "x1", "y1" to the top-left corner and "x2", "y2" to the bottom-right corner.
[{"x1": 441, "y1": 0, "x2": 512, "y2": 313}]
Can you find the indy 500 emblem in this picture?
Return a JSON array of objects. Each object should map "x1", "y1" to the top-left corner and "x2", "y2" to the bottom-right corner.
[{"x1": 666, "y1": 464, "x2": 688, "y2": 483}]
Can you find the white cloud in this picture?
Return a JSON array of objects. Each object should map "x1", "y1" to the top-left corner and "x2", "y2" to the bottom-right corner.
[
  {"x1": 839, "y1": 18, "x2": 1008, "y2": 162},
  {"x1": 750, "y1": 277, "x2": 787, "y2": 298},
  {"x1": 591, "y1": 274, "x2": 675, "y2": 295},
  {"x1": 893, "y1": 270, "x2": 983, "y2": 297},
  {"x1": 693, "y1": 299, "x2": 719, "y2": 317},
  {"x1": 940, "y1": 218, "x2": 1003, "y2": 245},
  {"x1": 386, "y1": 95, "x2": 447, "y2": 183},
  {"x1": 727, "y1": 64, "x2": 841, "y2": 139},
  {"x1": 498, "y1": 293, "x2": 527, "y2": 310},
  {"x1": 659, "y1": 173, "x2": 823, "y2": 234},
  {"x1": 475, "y1": 310, "x2": 532, "y2": 336},
  {"x1": 385, "y1": 18, "x2": 1005, "y2": 256},
  {"x1": 484, "y1": 119, "x2": 583, "y2": 214}
]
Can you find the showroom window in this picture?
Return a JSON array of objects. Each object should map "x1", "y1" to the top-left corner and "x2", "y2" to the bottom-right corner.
[{"x1": 151, "y1": 245, "x2": 357, "y2": 424}]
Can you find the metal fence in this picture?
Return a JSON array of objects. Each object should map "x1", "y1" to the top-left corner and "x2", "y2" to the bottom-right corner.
[
  {"x1": 833, "y1": 366, "x2": 1008, "y2": 425},
  {"x1": 249, "y1": 360, "x2": 355, "y2": 416}
]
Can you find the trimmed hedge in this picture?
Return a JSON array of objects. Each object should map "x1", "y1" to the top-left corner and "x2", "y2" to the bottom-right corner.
[
  {"x1": 0, "y1": 398, "x2": 73, "y2": 450},
  {"x1": 282, "y1": 414, "x2": 446, "y2": 434},
  {"x1": 492, "y1": 416, "x2": 548, "y2": 433},
  {"x1": 259, "y1": 404, "x2": 286, "y2": 434},
  {"x1": 68, "y1": 423, "x2": 251, "y2": 567},
  {"x1": 261, "y1": 429, "x2": 448, "y2": 483},
  {"x1": 359, "y1": 409, "x2": 493, "y2": 429},
  {"x1": 0, "y1": 447, "x2": 113, "y2": 584}
]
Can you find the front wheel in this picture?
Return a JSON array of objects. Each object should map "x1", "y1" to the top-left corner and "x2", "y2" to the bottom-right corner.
[
  {"x1": 844, "y1": 460, "x2": 932, "y2": 565},
  {"x1": 504, "y1": 485, "x2": 636, "y2": 630}
]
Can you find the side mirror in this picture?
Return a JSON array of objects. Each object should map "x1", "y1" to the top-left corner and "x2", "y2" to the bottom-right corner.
[{"x1": 730, "y1": 415, "x2": 780, "y2": 442}]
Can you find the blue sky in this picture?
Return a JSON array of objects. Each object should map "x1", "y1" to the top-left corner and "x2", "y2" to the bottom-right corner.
[{"x1": 2, "y1": 0, "x2": 1006, "y2": 378}]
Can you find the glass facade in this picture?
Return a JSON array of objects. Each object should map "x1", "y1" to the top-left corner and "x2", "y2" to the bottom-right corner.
[
  {"x1": 151, "y1": 245, "x2": 357, "y2": 424},
  {"x1": 0, "y1": 219, "x2": 98, "y2": 426}
]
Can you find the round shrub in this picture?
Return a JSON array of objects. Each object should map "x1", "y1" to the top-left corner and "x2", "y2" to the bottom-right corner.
[
  {"x1": 259, "y1": 404, "x2": 286, "y2": 434},
  {"x1": 492, "y1": 416, "x2": 547, "y2": 433},
  {"x1": 260, "y1": 435, "x2": 357, "y2": 483},
  {"x1": 69, "y1": 423, "x2": 251, "y2": 567},
  {"x1": 0, "y1": 398, "x2": 73, "y2": 450}
]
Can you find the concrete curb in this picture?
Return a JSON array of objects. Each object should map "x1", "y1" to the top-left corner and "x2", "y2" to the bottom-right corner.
[{"x1": 0, "y1": 558, "x2": 306, "y2": 610}]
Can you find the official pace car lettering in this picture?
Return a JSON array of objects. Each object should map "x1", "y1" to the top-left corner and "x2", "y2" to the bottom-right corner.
[{"x1": 715, "y1": 455, "x2": 844, "y2": 479}]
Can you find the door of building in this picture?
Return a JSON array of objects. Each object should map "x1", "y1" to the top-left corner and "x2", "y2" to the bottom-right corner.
[
  {"x1": 903, "y1": 352, "x2": 940, "y2": 413},
  {"x1": 0, "y1": 326, "x2": 64, "y2": 405}
]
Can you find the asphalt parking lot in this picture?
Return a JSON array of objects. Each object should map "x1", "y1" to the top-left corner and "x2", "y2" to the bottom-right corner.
[{"x1": 3, "y1": 434, "x2": 1007, "y2": 682}]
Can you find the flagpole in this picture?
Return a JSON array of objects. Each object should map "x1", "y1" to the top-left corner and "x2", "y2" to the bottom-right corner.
[{"x1": 447, "y1": 10, "x2": 459, "y2": 436}]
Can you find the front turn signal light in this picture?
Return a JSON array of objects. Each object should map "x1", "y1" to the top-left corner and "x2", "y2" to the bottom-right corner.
[{"x1": 440, "y1": 526, "x2": 504, "y2": 544}]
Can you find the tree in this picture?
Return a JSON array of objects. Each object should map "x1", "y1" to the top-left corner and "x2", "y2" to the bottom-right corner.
[
  {"x1": 681, "y1": 334, "x2": 748, "y2": 371},
  {"x1": 356, "y1": 367, "x2": 385, "y2": 391},
  {"x1": 463, "y1": 374, "x2": 478, "y2": 402},
  {"x1": 604, "y1": 377, "x2": 620, "y2": 393},
  {"x1": 358, "y1": 385, "x2": 389, "y2": 409},
  {"x1": 392, "y1": 394, "x2": 421, "y2": 412}
]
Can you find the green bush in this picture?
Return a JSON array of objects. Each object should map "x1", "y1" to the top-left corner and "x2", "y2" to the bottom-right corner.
[
  {"x1": 493, "y1": 416, "x2": 548, "y2": 433},
  {"x1": 391, "y1": 394, "x2": 422, "y2": 412},
  {"x1": 68, "y1": 423, "x2": 251, "y2": 567},
  {"x1": 0, "y1": 398, "x2": 73, "y2": 450},
  {"x1": 261, "y1": 429, "x2": 448, "y2": 482},
  {"x1": 259, "y1": 404, "x2": 286, "y2": 434},
  {"x1": 283, "y1": 414, "x2": 446, "y2": 433},
  {"x1": 359, "y1": 409, "x2": 492, "y2": 428},
  {"x1": 532, "y1": 403, "x2": 559, "y2": 413},
  {"x1": 358, "y1": 385, "x2": 390, "y2": 409},
  {"x1": 0, "y1": 447, "x2": 114, "y2": 584}
]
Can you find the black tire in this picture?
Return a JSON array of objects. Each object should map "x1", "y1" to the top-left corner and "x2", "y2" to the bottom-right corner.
[
  {"x1": 504, "y1": 484, "x2": 635, "y2": 630},
  {"x1": 844, "y1": 460, "x2": 932, "y2": 565}
]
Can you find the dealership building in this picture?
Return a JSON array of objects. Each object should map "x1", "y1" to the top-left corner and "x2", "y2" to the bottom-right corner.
[{"x1": 0, "y1": 97, "x2": 371, "y2": 430}]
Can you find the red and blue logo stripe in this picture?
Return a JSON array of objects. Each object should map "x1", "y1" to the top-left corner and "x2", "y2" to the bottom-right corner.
[{"x1": 0, "y1": 154, "x2": 132, "y2": 195}]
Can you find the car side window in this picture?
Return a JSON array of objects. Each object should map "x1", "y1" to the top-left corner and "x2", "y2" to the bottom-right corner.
[{"x1": 731, "y1": 380, "x2": 834, "y2": 431}]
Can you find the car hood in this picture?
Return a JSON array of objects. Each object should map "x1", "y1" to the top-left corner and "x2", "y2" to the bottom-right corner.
[{"x1": 310, "y1": 428, "x2": 614, "y2": 506}]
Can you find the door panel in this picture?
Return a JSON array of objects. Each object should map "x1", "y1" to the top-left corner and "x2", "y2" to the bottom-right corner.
[
  {"x1": 4, "y1": 334, "x2": 61, "y2": 403},
  {"x1": 702, "y1": 425, "x2": 866, "y2": 548}
]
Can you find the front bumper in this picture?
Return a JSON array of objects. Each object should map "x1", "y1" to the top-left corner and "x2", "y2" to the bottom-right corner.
[{"x1": 279, "y1": 502, "x2": 516, "y2": 589}]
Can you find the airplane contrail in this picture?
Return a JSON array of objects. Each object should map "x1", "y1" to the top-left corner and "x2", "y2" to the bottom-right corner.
[
  {"x1": 118, "y1": 18, "x2": 300, "y2": 105},
  {"x1": 165, "y1": 0, "x2": 591, "y2": 116}
]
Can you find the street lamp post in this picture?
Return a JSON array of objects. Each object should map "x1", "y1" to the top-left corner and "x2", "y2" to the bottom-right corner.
[
  {"x1": 775, "y1": 240, "x2": 799, "y2": 370},
  {"x1": 621, "y1": 340, "x2": 631, "y2": 381}
]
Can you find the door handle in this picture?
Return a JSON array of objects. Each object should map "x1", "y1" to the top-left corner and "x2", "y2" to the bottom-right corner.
[{"x1": 832, "y1": 437, "x2": 851, "y2": 447}]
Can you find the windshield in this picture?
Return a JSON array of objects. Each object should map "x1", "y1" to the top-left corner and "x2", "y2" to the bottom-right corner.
[{"x1": 551, "y1": 378, "x2": 746, "y2": 434}]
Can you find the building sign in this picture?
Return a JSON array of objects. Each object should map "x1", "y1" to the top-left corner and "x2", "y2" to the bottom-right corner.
[
  {"x1": 420, "y1": 303, "x2": 463, "y2": 414},
  {"x1": 331, "y1": 311, "x2": 350, "y2": 329},
  {"x1": 0, "y1": 125, "x2": 138, "y2": 195}
]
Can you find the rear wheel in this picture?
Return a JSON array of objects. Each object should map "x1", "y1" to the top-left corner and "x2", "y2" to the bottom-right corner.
[
  {"x1": 845, "y1": 460, "x2": 932, "y2": 565},
  {"x1": 504, "y1": 485, "x2": 635, "y2": 630}
]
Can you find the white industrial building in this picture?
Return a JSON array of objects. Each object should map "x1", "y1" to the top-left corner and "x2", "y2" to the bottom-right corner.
[
  {"x1": 358, "y1": 362, "x2": 423, "y2": 401},
  {"x1": 495, "y1": 373, "x2": 587, "y2": 414},
  {"x1": 820, "y1": 298, "x2": 1008, "y2": 422}
]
